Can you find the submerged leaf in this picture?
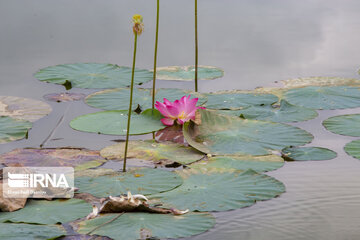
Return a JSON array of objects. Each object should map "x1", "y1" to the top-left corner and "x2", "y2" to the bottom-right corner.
[
  {"x1": 282, "y1": 77, "x2": 360, "y2": 88},
  {"x1": 0, "y1": 223, "x2": 66, "y2": 240},
  {"x1": 0, "y1": 116, "x2": 32, "y2": 144},
  {"x1": 282, "y1": 147, "x2": 337, "y2": 161},
  {"x1": 155, "y1": 65, "x2": 223, "y2": 81},
  {"x1": 43, "y1": 93, "x2": 86, "y2": 102},
  {"x1": 323, "y1": 114, "x2": 360, "y2": 137}
]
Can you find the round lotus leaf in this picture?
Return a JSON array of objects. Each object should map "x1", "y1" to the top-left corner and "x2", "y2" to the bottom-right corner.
[
  {"x1": 282, "y1": 77, "x2": 360, "y2": 88},
  {"x1": 204, "y1": 91, "x2": 278, "y2": 110},
  {"x1": 0, "y1": 148, "x2": 106, "y2": 171},
  {"x1": 0, "y1": 96, "x2": 52, "y2": 122},
  {"x1": 155, "y1": 65, "x2": 223, "y2": 81},
  {"x1": 222, "y1": 100, "x2": 318, "y2": 122},
  {"x1": 0, "y1": 116, "x2": 32, "y2": 144},
  {"x1": 75, "y1": 168, "x2": 183, "y2": 197},
  {"x1": 189, "y1": 155, "x2": 284, "y2": 172},
  {"x1": 44, "y1": 93, "x2": 86, "y2": 102},
  {"x1": 183, "y1": 109, "x2": 313, "y2": 156},
  {"x1": 0, "y1": 199, "x2": 92, "y2": 224},
  {"x1": 0, "y1": 223, "x2": 66, "y2": 240},
  {"x1": 77, "y1": 212, "x2": 215, "y2": 239},
  {"x1": 100, "y1": 140, "x2": 204, "y2": 165},
  {"x1": 283, "y1": 86, "x2": 360, "y2": 110},
  {"x1": 150, "y1": 169, "x2": 285, "y2": 212},
  {"x1": 323, "y1": 114, "x2": 360, "y2": 136},
  {"x1": 70, "y1": 109, "x2": 166, "y2": 135},
  {"x1": 35, "y1": 63, "x2": 152, "y2": 89},
  {"x1": 282, "y1": 147, "x2": 337, "y2": 161},
  {"x1": 344, "y1": 140, "x2": 360, "y2": 160}
]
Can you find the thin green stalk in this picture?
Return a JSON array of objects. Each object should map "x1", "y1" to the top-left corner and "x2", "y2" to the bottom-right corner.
[
  {"x1": 194, "y1": 0, "x2": 198, "y2": 92},
  {"x1": 123, "y1": 33, "x2": 138, "y2": 172},
  {"x1": 152, "y1": 0, "x2": 160, "y2": 140}
]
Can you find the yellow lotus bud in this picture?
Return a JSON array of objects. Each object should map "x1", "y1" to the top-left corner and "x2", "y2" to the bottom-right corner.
[{"x1": 132, "y1": 14, "x2": 144, "y2": 35}]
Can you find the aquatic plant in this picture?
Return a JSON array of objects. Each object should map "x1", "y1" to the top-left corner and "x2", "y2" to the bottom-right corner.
[
  {"x1": 155, "y1": 95, "x2": 205, "y2": 126},
  {"x1": 152, "y1": 0, "x2": 160, "y2": 111},
  {"x1": 123, "y1": 14, "x2": 144, "y2": 172},
  {"x1": 194, "y1": 0, "x2": 198, "y2": 91}
]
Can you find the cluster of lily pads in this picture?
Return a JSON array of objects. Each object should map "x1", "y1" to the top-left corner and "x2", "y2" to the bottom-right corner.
[{"x1": 1, "y1": 59, "x2": 360, "y2": 239}]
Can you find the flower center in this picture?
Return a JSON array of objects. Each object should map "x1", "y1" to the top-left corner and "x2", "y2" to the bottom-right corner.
[{"x1": 178, "y1": 111, "x2": 186, "y2": 120}]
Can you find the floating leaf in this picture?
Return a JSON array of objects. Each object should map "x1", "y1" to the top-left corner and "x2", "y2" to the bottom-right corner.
[
  {"x1": 344, "y1": 140, "x2": 360, "y2": 160},
  {"x1": 75, "y1": 168, "x2": 182, "y2": 197},
  {"x1": 218, "y1": 100, "x2": 318, "y2": 122},
  {"x1": 282, "y1": 77, "x2": 360, "y2": 88},
  {"x1": 0, "y1": 148, "x2": 106, "y2": 171},
  {"x1": 0, "y1": 223, "x2": 66, "y2": 240},
  {"x1": 0, "y1": 96, "x2": 52, "y2": 122},
  {"x1": 155, "y1": 65, "x2": 223, "y2": 81},
  {"x1": 155, "y1": 125, "x2": 185, "y2": 145},
  {"x1": 203, "y1": 91, "x2": 278, "y2": 110},
  {"x1": 189, "y1": 155, "x2": 284, "y2": 172},
  {"x1": 183, "y1": 109, "x2": 313, "y2": 155},
  {"x1": 0, "y1": 116, "x2": 32, "y2": 144},
  {"x1": 35, "y1": 63, "x2": 152, "y2": 89},
  {"x1": 100, "y1": 140, "x2": 204, "y2": 165},
  {"x1": 77, "y1": 212, "x2": 214, "y2": 240},
  {"x1": 151, "y1": 169, "x2": 285, "y2": 211},
  {"x1": 283, "y1": 86, "x2": 360, "y2": 110},
  {"x1": 85, "y1": 88, "x2": 206, "y2": 111},
  {"x1": 0, "y1": 199, "x2": 91, "y2": 224},
  {"x1": 323, "y1": 114, "x2": 360, "y2": 137},
  {"x1": 0, "y1": 181, "x2": 27, "y2": 212},
  {"x1": 282, "y1": 147, "x2": 337, "y2": 161},
  {"x1": 43, "y1": 93, "x2": 86, "y2": 102},
  {"x1": 70, "y1": 109, "x2": 166, "y2": 135}
]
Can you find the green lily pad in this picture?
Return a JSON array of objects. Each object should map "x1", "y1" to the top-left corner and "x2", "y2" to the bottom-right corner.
[
  {"x1": 70, "y1": 109, "x2": 166, "y2": 135},
  {"x1": 0, "y1": 116, "x2": 32, "y2": 144},
  {"x1": 283, "y1": 86, "x2": 360, "y2": 110},
  {"x1": 219, "y1": 100, "x2": 318, "y2": 122},
  {"x1": 75, "y1": 168, "x2": 182, "y2": 197},
  {"x1": 323, "y1": 114, "x2": 360, "y2": 137},
  {"x1": 155, "y1": 65, "x2": 223, "y2": 81},
  {"x1": 100, "y1": 140, "x2": 204, "y2": 165},
  {"x1": 151, "y1": 169, "x2": 285, "y2": 211},
  {"x1": 0, "y1": 223, "x2": 66, "y2": 240},
  {"x1": 35, "y1": 63, "x2": 152, "y2": 89},
  {"x1": 0, "y1": 199, "x2": 92, "y2": 224},
  {"x1": 0, "y1": 148, "x2": 106, "y2": 171},
  {"x1": 344, "y1": 140, "x2": 360, "y2": 160},
  {"x1": 204, "y1": 91, "x2": 278, "y2": 110},
  {"x1": 77, "y1": 212, "x2": 215, "y2": 239},
  {"x1": 282, "y1": 147, "x2": 337, "y2": 161},
  {"x1": 183, "y1": 109, "x2": 313, "y2": 156},
  {"x1": 0, "y1": 96, "x2": 52, "y2": 122},
  {"x1": 189, "y1": 155, "x2": 284, "y2": 172},
  {"x1": 85, "y1": 88, "x2": 206, "y2": 111},
  {"x1": 282, "y1": 77, "x2": 360, "y2": 88}
]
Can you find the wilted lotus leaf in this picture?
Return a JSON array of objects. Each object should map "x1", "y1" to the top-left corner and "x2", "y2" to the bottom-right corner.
[
  {"x1": 282, "y1": 77, "x2": 360, "y2": 88},
  {"x1": 70, "y1": 109, "x2": 166, "y2": 135},
  {"x1": 59, "y1": 235, "x2": 111, "y2": 240},
  {"x1": 189, "y1": 155, "x2": 284, "y2": 172},
  {"x1": 44, "y1": 93, "x2": 86, "y2": 102},
  {"x1": 150, "y1": 169, "x2": 285, "y2": 212},
  {"x1": 0, "y1": 116, "x2": 32, "y2": 144},
  {"x1": 203, "y1": 90, "x2": 278, "y2": 110},
  {"x1": 283, "y1": 86, "x2": 360, "y2": 110},
  {"x1": 100, "y1": 140, "x2": 204, "y2": 165},
  {"x1": 282, "y1": 147, "x2": 337, "y2": 161},
  {"x1": 323, "y1": 114, "x2": 360, "y2": 137},
  {"x1": 155, "y1": 65, "x2": 223, "y2": 81},
  {"x1": 75, "y1": 168, "x2": 182, "y2": 197},
  {"x1": 0, "y1": 96, "x2": 51, "y2": 122},
  {"x1": 155, "y1": 125, "x2": 185, "y2": 145},
  {"x1": 183, "y1": 109, "x2": 313, "y2": 156},
  {"x1": 0, "y1": 181, "x2": 27, "y2": 212},
  {"x1": 344, "y1": 140, "x2": 360, "y2": 160},
  {"x1": 0, "y1": 199, "x2": 92, "y2": 224},
  {"x1": 0, "y1": 148, "x2": 106, "y2": 171},
  {"x1": 218, "y1": 100, "x2": 318, "y2": 122},
  {"x1": 0, "y1": 223, "x2": 66, "y2": 240},
  {"x1": 77, "y1": 212, "x2": 215, "y2": 240},
  {"x1": 35, "y1": 63, "x2": 152, "y2": 89},
  {"x1": 85, "y1": 88, "x2": 206, "y2": 111}
]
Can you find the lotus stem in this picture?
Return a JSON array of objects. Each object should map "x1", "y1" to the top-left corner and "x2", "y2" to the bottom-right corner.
[
  {"x1": 194, "y1": 0, "x2": 198, "y2": 92},
  {"x1": 152, "y1": 0, "x2": 160, "y2": 140}
]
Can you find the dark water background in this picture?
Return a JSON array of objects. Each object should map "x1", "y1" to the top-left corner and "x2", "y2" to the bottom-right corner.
[{"x1": 0, "y1": 0, "x2": 360, "y2": 239}]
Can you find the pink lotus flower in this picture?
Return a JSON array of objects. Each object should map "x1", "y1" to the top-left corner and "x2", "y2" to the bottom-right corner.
[{"x1": 155, "y1": 95, "x2": 205, "y2": 126}]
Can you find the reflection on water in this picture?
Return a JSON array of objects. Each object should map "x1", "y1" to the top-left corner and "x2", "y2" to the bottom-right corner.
[{"x1": 1, "y1": 0, "x2": 360, "y2": 239}]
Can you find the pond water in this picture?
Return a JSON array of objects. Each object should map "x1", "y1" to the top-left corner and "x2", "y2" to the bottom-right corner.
[{"x1": 1, "y1": 0, "x2": 360, "y2": 239}]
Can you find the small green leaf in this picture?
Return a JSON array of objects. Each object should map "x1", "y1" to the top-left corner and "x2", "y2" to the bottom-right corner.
[
  {"x1": 323, "y1": 114, "x2": 360, "y2": 137},
  {"x1": 282, "y1": 147, "x2": 337, "y2": 161}
]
